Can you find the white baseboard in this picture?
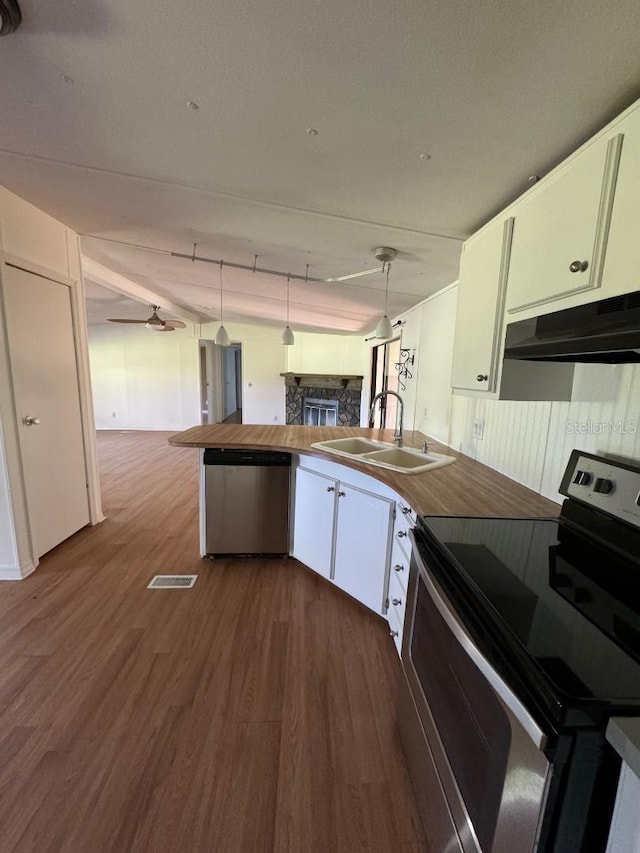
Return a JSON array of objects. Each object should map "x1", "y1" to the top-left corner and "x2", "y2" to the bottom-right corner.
[
  {"x1": 95, "y1": 426, "x2": 191, "y2": 432},
  {"x1": 0, "y1": 558, "x2": 37, "y2": 581}
]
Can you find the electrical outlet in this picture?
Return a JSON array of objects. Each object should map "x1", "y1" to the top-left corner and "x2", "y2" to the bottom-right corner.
[
  {"x1": 274, "y1": 415, "x2": 278, "y2": 422},
  {"x1": 423, "y1": 407, "x2": 428, "y2": 418},
  {"x1": 473, "y1": 418, "x2": 485, "y2": 440},
  {"x1": 112, "y1": 412, "x2": 116, "y2": 418}
]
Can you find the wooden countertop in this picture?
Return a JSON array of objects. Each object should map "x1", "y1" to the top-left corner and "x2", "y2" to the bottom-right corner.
[{"x1": 169, "y1": 425, "x2": 559, "y2": 518}]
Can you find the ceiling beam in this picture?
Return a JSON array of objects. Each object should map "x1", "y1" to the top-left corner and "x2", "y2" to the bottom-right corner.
[{"x1": 81, "y1": 256, "x2": 203, "y2": 325}]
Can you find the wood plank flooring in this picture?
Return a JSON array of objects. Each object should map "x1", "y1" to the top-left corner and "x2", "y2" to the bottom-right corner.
[{"x1": 0, "y1": 430, "x2": 427, "y2": 853}]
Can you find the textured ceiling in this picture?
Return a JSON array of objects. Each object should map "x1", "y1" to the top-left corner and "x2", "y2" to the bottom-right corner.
[{"x1": 2, "y1": 0, "x2": 640, "y2": 331}]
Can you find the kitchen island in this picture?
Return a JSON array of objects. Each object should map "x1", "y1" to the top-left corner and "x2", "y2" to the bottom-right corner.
[
  {"x1": 169, "y1": 424, "x2": 559, "y2": 518},
  {"x1": 170, "y1": 424, "x2": 558, "y2": 652}
]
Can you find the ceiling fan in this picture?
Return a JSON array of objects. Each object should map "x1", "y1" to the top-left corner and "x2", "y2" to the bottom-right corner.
[{"x1": 107, "y1": 305, "x2": 187, "y2": 332}]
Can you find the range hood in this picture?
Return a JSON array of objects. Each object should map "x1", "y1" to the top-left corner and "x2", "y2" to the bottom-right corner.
[{"x1": 504, "y1": 290, "x2": 640, "y2": 364}]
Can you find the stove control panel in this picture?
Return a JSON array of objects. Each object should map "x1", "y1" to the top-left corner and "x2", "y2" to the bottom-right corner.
[{"x1": 561, "y1": 451, "x2": 640, "y2": 529}]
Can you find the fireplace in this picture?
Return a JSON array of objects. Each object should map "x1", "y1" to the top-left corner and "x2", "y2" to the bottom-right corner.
[
  {"x1": 304, "y1": 398, "x2": 338, "y2": 426},
  {"x1": 281, "y1": 373, "x2": 363, "y2": 426}
]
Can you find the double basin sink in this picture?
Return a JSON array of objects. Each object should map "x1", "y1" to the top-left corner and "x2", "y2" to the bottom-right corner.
[{"x1": 310, "y1": 437, "x2": 456, "y2": 475}]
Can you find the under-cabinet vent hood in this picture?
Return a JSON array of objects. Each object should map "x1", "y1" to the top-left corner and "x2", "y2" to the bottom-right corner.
[{"x1": 504, "y1": 290, "x2": 640, "y2": 364}]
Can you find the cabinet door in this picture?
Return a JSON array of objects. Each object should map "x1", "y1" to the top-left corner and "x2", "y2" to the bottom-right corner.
[
  {"x1": 451, "y1": 217, "x2": 513, "y2": 392},
  {"x1": 333, "y1": 484, "x2": 394, "y2": 614},
  {"x1": 506, "y1": 133, "x2": 623, "y2": 314},
  {"x1": 292, "y1": 466, "x2": 337, "y2": 578}
]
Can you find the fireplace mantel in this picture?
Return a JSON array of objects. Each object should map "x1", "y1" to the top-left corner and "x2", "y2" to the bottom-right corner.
[{"x1": 280, "y1": 372, "x2": 363, "y2": 390}]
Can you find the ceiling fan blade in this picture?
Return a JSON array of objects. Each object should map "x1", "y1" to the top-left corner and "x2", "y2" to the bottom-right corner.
[
  {"x1": 150, "y1": 324, "x2": 175, "y2": 332},
  {"x1": 326, "y1": 267, "x2": 382, "y2": 282},
  {"x1": 107, "y1": 318, "x2": 148, "y2": 324},
  {"x1": 165, "y1": 319, "x2": 187, "y2": 329}
]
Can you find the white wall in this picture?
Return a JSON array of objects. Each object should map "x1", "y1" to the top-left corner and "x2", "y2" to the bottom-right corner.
[
  {"x1": 400, "y1": 283, "x2": 640, "y2": 504},
  {"x1": 89, "y1": 321, "x2": 373, "y2": 430},
  {"x1": 286, "y1": 332, "x2": 369, "y2": 375},
  {"x1": 201, "y1": 321, "x2": 287, "y2": 425},
  {"x1": 88, "y1": 324, "x2": 201, "y2": 430},
  {"x1": 287, "y1": 330, "x2": 371, "y2": 425},
  {"x1": 450, "y1": 364, "x2": 640, "y2": 502}
]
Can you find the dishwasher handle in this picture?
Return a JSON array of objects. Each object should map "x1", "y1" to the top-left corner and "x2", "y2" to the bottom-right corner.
[{"x1": 203, "y1": 448, "x2": 291, "y2": 466}]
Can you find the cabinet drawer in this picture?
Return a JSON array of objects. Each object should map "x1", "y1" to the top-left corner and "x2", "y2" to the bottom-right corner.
[
  {"x1": 388, "y1": 603, "x2": 403, "y2": 656},
  {"x1": 388, "y1": 569, "x2": 407, "y2": 624},
  {"x1": 393, "y1": 522, "x2": 412, "y2": 563},
  {"x1": 390, "y1": 539, "x2": 409, "y2": 590},
  {"x1": 397, "y1": 501, "x2": 417, "y2": 527},
  {"x1": 390, "y1": 537, "x2": 410, "y2": 590}
]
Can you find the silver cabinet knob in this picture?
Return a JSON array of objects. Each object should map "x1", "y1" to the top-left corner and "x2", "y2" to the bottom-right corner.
[
  {"x1": 392, "y1": 597, "x2": 402, "y2": 606},
  {"x1": 23, "y1": 416, "x2": 40, "y2": 426},
  {"x1": 476, "y1": 374, "x2": 488, "y2": 382},
  {"x1": 326, "y1": 486, "x2": 335, "y2": 492},
  {"x1": 394, "y1": 564, "x2": 404, "y2": 573},
  {"x1": 397, "y1": 530, "x2": 407, "y2": 538},
  {"x1": 337, "y1": 491, "x2": 346, "y2": 497},
  {"x1": 569, "y1": 260, "x2": 589, "y2": 273},
  {"x1": 401, "y1": 506, "x2": 411, "y2": 515},
  {"x1": 389, "y1": 629, "x2": 399, "y2": 638}
]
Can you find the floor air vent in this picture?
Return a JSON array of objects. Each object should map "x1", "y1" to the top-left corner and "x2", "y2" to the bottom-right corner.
[{"x1": 147, "y1": 575, "x2": 197, "y2": 589}]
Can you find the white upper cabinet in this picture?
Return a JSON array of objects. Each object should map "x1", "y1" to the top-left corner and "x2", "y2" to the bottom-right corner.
[
  {"x1": 451, "y1": 217, "x2": 514, "y2": 393},
  {"x1": 506, "y1": 132, "x2": 623, "y2": 314},
  {"x1": 601, "y1": 107, "x2": 640, "y2": 298}
]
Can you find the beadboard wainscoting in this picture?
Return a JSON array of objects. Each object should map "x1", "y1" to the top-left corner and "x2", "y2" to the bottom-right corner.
[{"x1": 399, "y1": 285, "x2": 640, "y2": 505}]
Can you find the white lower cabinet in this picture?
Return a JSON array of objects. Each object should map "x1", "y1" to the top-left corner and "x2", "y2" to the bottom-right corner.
[
  {"x1": 292, "y1": 466, "x2": 338, "y2": 579},
  {"x1": 333, "y1": 484, "x2": 394, "y2": 614},
  {"x1": 292, "y1": 458, "x2": 395, "y2": 616}
]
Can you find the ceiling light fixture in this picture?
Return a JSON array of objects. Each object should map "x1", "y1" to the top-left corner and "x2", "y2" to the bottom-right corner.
[
  {"x1": 215, "y1": 262, "x2": 230, "y2": 347},
  {"x1": 306, "y1": 127, "x2": 318, "y2": 136},
  {"x1": 281, "y1": 274, "x2": 295, "y2": 346},
  {"x1": 373, "y1": 248, "x2": 397, "y2": 339}
]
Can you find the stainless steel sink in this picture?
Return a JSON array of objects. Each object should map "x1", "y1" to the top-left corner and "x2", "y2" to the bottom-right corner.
[{"x1": 311, "y1": 438, "x2": 455, "y2": 474}]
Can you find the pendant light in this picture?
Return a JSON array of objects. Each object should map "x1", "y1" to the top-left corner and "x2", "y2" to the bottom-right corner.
[
  {"x1": 215, "y1": 262, "x2": 230, "y2": 347},
  {"x1": 281, "y1": 274, "x2": 295, "y2": 346},
  {"x1": 375, "y1": 262, "x2": 393, "y2": 339}
]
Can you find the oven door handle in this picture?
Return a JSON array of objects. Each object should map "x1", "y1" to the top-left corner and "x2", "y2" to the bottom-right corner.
[{"x1": 409, "y1": 531, "x2": 548, "y2": 750}]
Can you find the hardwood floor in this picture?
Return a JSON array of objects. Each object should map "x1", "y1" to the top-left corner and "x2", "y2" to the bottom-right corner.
[{"x1": 0, "y1": 431, "x2": 427, "y2": 853}]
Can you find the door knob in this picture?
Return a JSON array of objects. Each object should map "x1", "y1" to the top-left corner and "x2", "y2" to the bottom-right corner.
[
  {"x1": 569, "y1": 260, "x2": 589, "y2": 273},
  {"x1": 23, "y1": 415, "x2": 40, "y2": 426}
]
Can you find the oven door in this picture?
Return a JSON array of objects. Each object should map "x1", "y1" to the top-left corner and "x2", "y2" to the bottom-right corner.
[{"x1": 399, "y1": 531, "x2": 552, "y2": 853}]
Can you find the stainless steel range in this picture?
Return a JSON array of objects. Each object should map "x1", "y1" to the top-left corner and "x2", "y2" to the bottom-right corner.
[{"x1": 399, "y1": 450, "x2": 640, "y2": 853}]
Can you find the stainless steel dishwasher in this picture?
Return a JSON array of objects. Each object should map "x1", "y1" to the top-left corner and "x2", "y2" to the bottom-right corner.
[{"x1": 203, "y1": 448, "x2": 291, "y2": 555}]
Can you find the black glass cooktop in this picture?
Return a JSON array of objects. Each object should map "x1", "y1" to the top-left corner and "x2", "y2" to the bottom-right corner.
[{"x1": 416, "y1": 515, "x2": 640, "y2": 723}]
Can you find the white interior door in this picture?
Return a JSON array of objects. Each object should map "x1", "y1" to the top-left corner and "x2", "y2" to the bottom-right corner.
[{"x1": 3, "y1": 265, "x2": 90, "y2": 557}]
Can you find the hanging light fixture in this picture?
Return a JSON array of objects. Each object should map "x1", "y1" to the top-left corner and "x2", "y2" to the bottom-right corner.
[
  {"x1": 215, "y1": 262, "x2": 230, "y2": 347},
  {"x1": 281, "y1": 274, "x2": 295, "y2": 346},
  {"x1": 375, "y1": 261, "x2": 393, "y2": 339}
]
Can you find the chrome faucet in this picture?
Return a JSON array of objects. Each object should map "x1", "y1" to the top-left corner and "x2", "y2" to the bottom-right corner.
[{"x1": 368, "y1": 390, "x2": 404, "y2": 447}]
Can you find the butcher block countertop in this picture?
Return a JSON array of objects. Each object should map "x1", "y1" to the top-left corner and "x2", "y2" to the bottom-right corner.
[{"x1": 169, "y1": 425, "x2": 559, "y2": 518}]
